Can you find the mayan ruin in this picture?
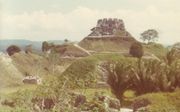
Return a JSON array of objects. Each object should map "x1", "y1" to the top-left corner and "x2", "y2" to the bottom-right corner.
[{"x1": 88, "y1": 18, "x2": 129, "y2": 37}]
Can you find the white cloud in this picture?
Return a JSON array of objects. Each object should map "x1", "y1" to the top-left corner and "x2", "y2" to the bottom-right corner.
[{"x1": 1, "y1": 5, "x2": 180, "y2": 45}]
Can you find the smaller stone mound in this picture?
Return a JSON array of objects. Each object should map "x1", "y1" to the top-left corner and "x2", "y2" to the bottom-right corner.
[
  {"x1": 46, "y1": 43, "x2": 90, "y2": 57},
  {"x1": 11, "y1": 52, "x2": 49, "y2": 76},
  {"x1": 0, "y1": 52, "x2": 23, "y2": 88},
  {"x1": 61, "y1": 44, "x2": 90, "y2": 57}
]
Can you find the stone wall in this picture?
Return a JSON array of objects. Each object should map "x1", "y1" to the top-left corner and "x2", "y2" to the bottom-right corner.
[{"x1": 88, "y1": 18, "x2": 126, "y2": 37}]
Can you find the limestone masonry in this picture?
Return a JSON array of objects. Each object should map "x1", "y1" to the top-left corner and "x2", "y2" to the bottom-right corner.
[{"x1": 88, "y1": 18, "x2": 130, "y2": 37}]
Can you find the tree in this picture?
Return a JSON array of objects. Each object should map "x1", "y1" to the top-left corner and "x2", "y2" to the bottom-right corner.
[
  {"x1": 6, "y1": 45, "x2": 21, "y2": 56},
  {"x1": 106, "y1": 62, "x2": 133, "y2": 101},
  {"x1": 166, "y1": 44, "x2": 180, "y2": 65},
  {"x1": 42, "y1": 41, "x2": 49, "y2": 52},
  {"x1": 129, "y1": 42, "x2": 144, "y2": 59},
  {"x1": 25, "y1": 44, "x2": 32, "y2": 54},
  {"x1": 129, "y1": 42, "x2": 144, "y2": 91},
  {"x1": 140, "y1": 29, "x2": 158, "y2": 43},
  {"x1": 64, "y1": 39, "x2": 69, "y2": 43}
]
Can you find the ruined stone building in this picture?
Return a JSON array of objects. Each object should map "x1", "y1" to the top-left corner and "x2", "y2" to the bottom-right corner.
[{"x1": 88, "y1": 18, "x2": 130, "y2": 37}]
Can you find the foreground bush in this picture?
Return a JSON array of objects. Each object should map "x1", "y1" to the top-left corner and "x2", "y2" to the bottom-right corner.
[
  {"x1": 107, "y1": 58, "x2": 180, "y2": 100},
  {"x1": 129, "y1": 42, "x2": 144, "y2": 58},
  {"x1": 107, "y1": 62, "x2": 133, "y2": 101}
]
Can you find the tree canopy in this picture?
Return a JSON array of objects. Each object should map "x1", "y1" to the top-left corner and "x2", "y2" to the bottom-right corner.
[
  {"x1": 129, "y1": 42, "x2": 144, "y2": 58},
  {"x1": 140, "y1": 29, "x2": 158, "y2": 43},
  {"x1": 6, "y1": 45, "x2": 21, "y2": 56}
]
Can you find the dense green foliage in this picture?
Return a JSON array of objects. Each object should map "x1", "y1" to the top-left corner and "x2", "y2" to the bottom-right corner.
[
  {"x1": 107, "y1": 57, "x2": 180, "y2": 100},
  {"x1": 107, "y1": 62, "x2": 133, "y2": 100},
  {"x1": 140, "y1": 29, "x2": 158, "y2": 43},
  {"x1": 166, "y1": 47, "x2": 180, "y2": 65},
  {"x1": 129, "y1": 42, "x2": 144, "y2": 58},
  {"x1": 6, "y1": 45, "x2": 21, "y2": 56}
]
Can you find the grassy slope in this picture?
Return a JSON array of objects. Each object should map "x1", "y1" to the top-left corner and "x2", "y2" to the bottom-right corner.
[
  {"x1": 134, "y1": 90, "x2": 180, "y2": 112},
  {"x1": 79, "y1": 38, "x2": 135, "y2": 52},
  {"x1": 0, "y1": 54, "x2": 23, "y2": 88},
  {"x1": 62, "y1": 53, "x2": 136, "y2": 88},
  {"x1": 143, "y1": 42, "x2": 168, "y2": 58},
  {"x1": 11, "y1": 53, "x2": 49, "y2": 76}
]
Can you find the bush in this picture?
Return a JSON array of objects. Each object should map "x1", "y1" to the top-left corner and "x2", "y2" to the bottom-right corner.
[
  {"x1": 106, "y1": 59, "x2": 135, "y2": 100},
  {"x1": 42, "y1": 41, "x2": 49, "y2": 52},
  {"x1": 6, "y1": 45, "x2": 21, "y2": 56},
  {"x1": 129, "y1": 42, "x2": 144, "y2": 58},
  {"x1": 107, "y1": 57, "x2": 180, "y2": 99}
]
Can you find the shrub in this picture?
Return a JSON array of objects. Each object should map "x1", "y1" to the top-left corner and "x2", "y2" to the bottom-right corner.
[
  {"x1": 6, "y1": 45, "x2": 21, "y2": 56},
  {"x1": 42, "y1": 41, "x2": 49, "y2": 52},
  {"x1": 106, "y1": 61, "x2": 134, "y2": 100},
  {"x1": 129, "y1": 42, "x2": 144, "y2": 58},
  {"x1": 130, "y1": 60, "x2": 167, "y2": 94},
  {"x1": 130, "y1": 59, "x2": 180, "y2": 95},
  {"x1": 166, "y1": 47, "x2": 180, "y2": 65},
  {"x1": 107, "y1": 58, "x2": 180, "y2": 98}
]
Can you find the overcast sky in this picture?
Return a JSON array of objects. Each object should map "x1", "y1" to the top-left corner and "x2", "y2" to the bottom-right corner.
[{"x1": 0, "y1": 0, "x2": 180, "y2": 45}]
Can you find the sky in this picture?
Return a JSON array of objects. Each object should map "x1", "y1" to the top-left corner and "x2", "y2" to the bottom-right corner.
[{"x1": 0, "y1": 0, "x2": 180, "y2": 45}]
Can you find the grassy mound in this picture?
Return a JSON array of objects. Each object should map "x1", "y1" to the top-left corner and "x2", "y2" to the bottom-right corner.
[
  {"x1": 62, "y1": 57, "x2": 99, "y2": 88},
  {"x1": 11, "y1": 52, "x2": 49, "y2": 76}
]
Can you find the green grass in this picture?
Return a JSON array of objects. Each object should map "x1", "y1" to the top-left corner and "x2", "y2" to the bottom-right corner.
[
  {"x1": 90, "y1": 53, "x2": 124, "y2": 61},
  {"x1": 133, "y1": 89, "x2": 180, "y2": 112},
  {"x1": 79, "y1": 37, "x2": 134, "y2": 52},
  {"x1": 75, "y1": 88, "x2": 113, "y2": 101},
  {"x1": 0, "y1": 84, "x2": 37, "y2": 95},
  {"x1": 62, "y1": 57, "x2": 99, "y2": 88},
  {"x1": 0, "y1": 84, "x2": 37, "y2": 105},
  {"x1": 0, "y1": 106, "x2": 14, "y2": 112},
  {"x1": 143, "y1": 42, "x2": 168, "y2": 58}
]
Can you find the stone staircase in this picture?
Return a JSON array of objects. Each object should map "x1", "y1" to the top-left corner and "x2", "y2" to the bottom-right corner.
[{"x1": 96, "y1": 62, "x2": 109, "y2": 88}]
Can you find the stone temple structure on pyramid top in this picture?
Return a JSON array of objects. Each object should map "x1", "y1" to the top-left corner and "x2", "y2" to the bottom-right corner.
[{"x1": 87, "y1": 18, "x2": 132, "y2": 38}]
